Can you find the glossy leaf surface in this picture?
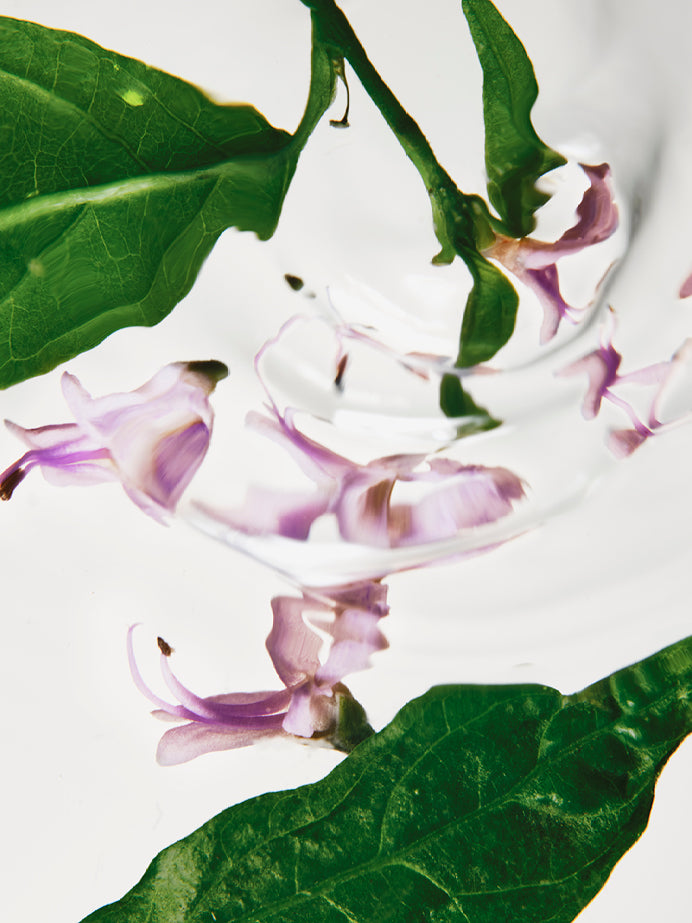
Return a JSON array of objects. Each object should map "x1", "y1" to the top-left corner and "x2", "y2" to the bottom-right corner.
[
  {"x1": 83, "y1": 635, "x2": 692, "y2": 923},
  {"x1": 0, "y1": 17, "x2": 334, "y2": 388},
  {"x1": 462, "y1": 0, "x2": 566, "y2": 238}
]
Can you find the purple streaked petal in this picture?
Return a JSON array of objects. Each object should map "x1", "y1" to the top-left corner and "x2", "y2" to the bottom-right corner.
[
  {"x1": 521, "y1": 164, "x2": 619, "y2": 268},
  {"x1": 603, "y1": 390, "x2": 652, "y2": 436},
  {"x1": 315, "y1": 608, "x2": 389, "y2": 686},
  {"x1": 553, "y1": 163, "x2": 619, "y2": 253},
  {"x1": 61, "y1": 363, "x2": 220, "y2": 439},
  {"x1": 245, "y1": 409, "x2": 350, "y2": 486},
  {"x1": 335, "y1": 472, "x2": 396, "y2": 547},
  {"x1": 679, "y1": 271, "x2": 692, "y2": 299},
  {"x1": 156, "y1": 718, "x2": 286, "y2": 766},
  {"x1": 219, "y1": 484, "x2": 331, "y2": 540},
  {"x1": 158, "y1": 654, "x2": 292, "y2": 721},
  {"x1": 522, "y1": 265, "x2": 580, "y2": 345},
  {"x1": 615, "y1": 362, "x2": 670, "y2": 387},
  {"x1": 320, "y1": 580, "x2": 390, "y2": 617},
  {"x1": 117, "y1": 419, "x2": 211, "y2": 523},
  {"x1": 267, "y1": 596, "x2": 324, "y2": 687},
  {"x1": 4, "y1": 419, "x2": 85, "y2": 451},
  {"x1": 126, "y1": 626, "x2": 191, "y2": 719},
  {"x1": 608, "y1": 428, "x2": 649, "y2": 458},
  {"x1": 315, "y1": 640, "x2": 378, "y2": 686},
  {"x1": 558, "y1": 348, "x2": 622, "y2": 419},
  {"x1": 2, "y1": 362, "x2": 224, "y2": 515},
  {"x1": 282, "y1": 684, "x2": 335, "y2": 738},
  {"x1": 393, "y1": 463, "x2": 524, "y2": 544},
  {"x1": 335, "y1": 460, "x2": 524, "y2": 548}
]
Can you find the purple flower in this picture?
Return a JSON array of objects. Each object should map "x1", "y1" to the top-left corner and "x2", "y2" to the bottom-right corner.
[
  {"x1": 128, "y1": 581, "x2": 388, "y2": 765},
  {"x1": 0, "y1": 360, "x2": 227, "y2": 522},
  {"x1": 558, "y1": 309, "x2": 691, "y2": 457},
  {"x1": 484, "y1": 163, "x2": 619, "y2": 343},
  {"x1": 198, "y1": 401, "x2": 525, "y2": 549},
  {"x1": 679, "y1": 270, "x2": 692, "y2": 299}
]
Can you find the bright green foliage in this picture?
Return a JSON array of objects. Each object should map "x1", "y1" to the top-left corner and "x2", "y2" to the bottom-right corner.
[
  {"x1": 82, "y1": 635, "x2": 692, "y2": 923},
  {"x1": 0, "y1": 18, "x2": 335, "y2": 389},
  {"x1": 462, "y1": 0, "x2": 567, "y2": 238}
]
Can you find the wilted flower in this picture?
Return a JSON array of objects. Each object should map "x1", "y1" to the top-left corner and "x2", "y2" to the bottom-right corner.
[
  {"x1": 559, "y1": 309, "x2": 691, "y2": 457},
  {"x1": 128, "y1": 581, "x2": 388, "y2": 764},
  {"x1": 0, "y1": 360, "x2": 228, "y2": 522},
  {"x1": 484, "y1": 163, "x2": 619, "y2": 343}
]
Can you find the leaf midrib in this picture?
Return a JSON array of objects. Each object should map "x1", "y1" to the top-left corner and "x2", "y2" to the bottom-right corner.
[
  {"x1": 0, "y1": 63, "x2": 150, "y2": 175},
  {"x1": 0, "y1": 34, "x2": 253, "y2": 179}
]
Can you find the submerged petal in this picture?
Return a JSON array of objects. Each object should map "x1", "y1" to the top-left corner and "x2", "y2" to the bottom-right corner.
[
  {"x1": 523, "y1": 164, "x2": 618, "y2": 267},
  {"x1": 334, "y1": 457, "x2": 525, "y2": 548},
  {"x1": 558, "y1": 348, "x2": 621, "y2": 419},
  {"x1": 522, "y1": 265, "x2": 580, "y2": 345},
  {"x1": 485, "y1": 164, "x2": 618, "y2": 343}
]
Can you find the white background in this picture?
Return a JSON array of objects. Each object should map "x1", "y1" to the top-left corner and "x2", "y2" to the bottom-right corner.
[{"x1": 0, "y1": 2, "x2": 690, "y2": 921}]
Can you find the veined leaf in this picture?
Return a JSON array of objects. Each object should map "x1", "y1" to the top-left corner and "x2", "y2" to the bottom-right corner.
[
  {"x1": 462, "y1": 0, "x2": 566, "y2": 238},
  {"x1": 457, "y1": 247, "x2": 518, "y2": 367},
  {"x1": 82, "y1": 635, "x2": 692, "y2": 923},
  {"x1": 0, "y1": 17, "x2": 335, "y2": 389}
]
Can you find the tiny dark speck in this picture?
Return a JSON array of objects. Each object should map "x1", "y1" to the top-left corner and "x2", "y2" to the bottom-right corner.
[
  {"x1": 157, "y1": 637, "x2": 173, "y2": 657},
  {"x1": 334, "y1": 354, "x2": 348, "y2": 390},
  {"x1": 284, "y1": 273, "x2": 304, "y2": 291}
]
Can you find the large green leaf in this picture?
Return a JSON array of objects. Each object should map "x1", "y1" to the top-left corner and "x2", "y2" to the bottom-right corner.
[
  {"x1": 462, "y1": 0, "x2": 566, "y2": 238},
  {"x1": 0, "y1": 17, "x2": 336, "y2": 389},
  {"x1": 82, "y1": 635, "x2": 692, "y2": 923}
]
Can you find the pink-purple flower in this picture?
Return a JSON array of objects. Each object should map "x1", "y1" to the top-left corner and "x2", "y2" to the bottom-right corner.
[
  {"x1": 128, "y1": 581, "x2": 388, "y2": 764},
  {"x1": 0, "y1": 360, "x2": 227, "y2": 521},
  {"x1": 559, "y1": 309, "x2": 690, "y2": 457},
  {"x1": 484, "y1": 163, "x2": 619, "y2": 343},
  {"x1": 197, "y1": 398, "x2": 525, "y2": 549}
]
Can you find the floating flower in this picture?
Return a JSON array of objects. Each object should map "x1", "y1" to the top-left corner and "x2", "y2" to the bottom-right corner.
[
  {"x1": 484, "y1": 163, "x2": 619, "y2": 343},
  {"x1": 189, "y1": 321, "x2": 525, "y2": 553},
  {"x1": 558, "y1": 309, "x2": 691, "y2": 457},
  {"x1": 128, "y1": 581, "x2": 388, "y2": 764},
  {"x1": 0, "y1": 360, "x2": 228, "y2": 522},
  {"x1": 199, "y1": 400, "x2": 525, "y2": 550}
]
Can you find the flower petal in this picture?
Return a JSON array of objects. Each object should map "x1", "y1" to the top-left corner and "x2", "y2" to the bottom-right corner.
[
  {"x1": 212, "y1": 484, "x2": 331, "y2": 540},
  {"x1": 282, "y1": 685, "x2": 334, "y2": 738},
  {"x1": 679, "y1": 271, "x2": 692, "y2": 299},
  {"x1": 608, "y1": 428, "x2": 648, "y2": 458},
  {"x1": 335, "y1": 459, "x2": 524, "y2": 548},
  {"x1": 521, "y1": 164, "x2": 619, "y2": 268},
  {"x1": 558, "y1": 348, "x2": 621, "y2": 419},
  {"x1": 522, "y1": 265, "x2": 578, "y2": 345},
  {"x1": 267, "y1": 596, "x2": 324, "y2": 687},
  {"x1": 156, "y1": 719, "x2": 285, "y2": 766}
]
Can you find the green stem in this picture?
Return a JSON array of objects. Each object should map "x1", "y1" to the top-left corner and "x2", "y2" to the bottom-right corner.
[
  {"x1": 289, "y1": 22, "x2": 339, "y2": 155},
  {"x1": 300, "y1": 0, "x2": 494, "y2": 255}
]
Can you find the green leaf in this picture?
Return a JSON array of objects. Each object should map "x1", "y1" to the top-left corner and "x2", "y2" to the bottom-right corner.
[
  {"x1": 0, "y1": 17, "x2": 336, "y2": 389},
  {"x1": 82, "y1": 635, "x2": 692, "y2": 923},
  {"x1": 439, "y1": 373, "x2": 500, "y2": 433},
  {"x1": 457, "y1": 248, "x2": 518, "y2": 367},
  {"x1": 462, "y1": 0, "x2": 567, "y2": 238}
]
